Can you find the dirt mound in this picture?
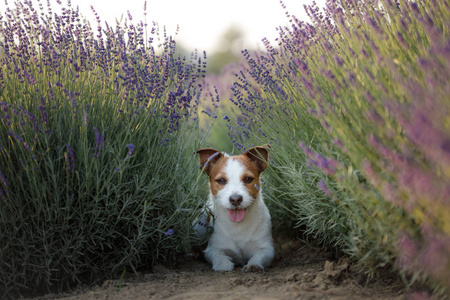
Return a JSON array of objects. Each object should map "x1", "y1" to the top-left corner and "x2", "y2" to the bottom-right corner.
[{"x1": 31, "y1": 238, "x2": 411, "y2": 300}]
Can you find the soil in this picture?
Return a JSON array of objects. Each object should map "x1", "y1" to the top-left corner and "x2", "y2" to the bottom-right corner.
[{"x1": 30, "y1": 237, "x2": 412, "y2": 300}]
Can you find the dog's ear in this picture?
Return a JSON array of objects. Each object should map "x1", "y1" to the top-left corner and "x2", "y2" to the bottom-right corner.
[
  {"x1": 196, "y1": 148, "x2": 223, "y2": 176},
  {"x1": 244, "y1": 145, "x2": 270, "y2": 173}
]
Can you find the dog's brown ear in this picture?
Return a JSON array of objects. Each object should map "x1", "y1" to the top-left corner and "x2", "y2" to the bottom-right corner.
[
  {"x1": 244, "y1": 145, "x2": 270, "y2": 173},
  {"x1": 196, "y1": 148, "x2": 223, "y2": 176}
]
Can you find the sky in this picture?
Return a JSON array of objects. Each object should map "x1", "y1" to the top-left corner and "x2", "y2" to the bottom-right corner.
[{"x1": 0, "y1": 0, "x2": 326, "y2": 54}]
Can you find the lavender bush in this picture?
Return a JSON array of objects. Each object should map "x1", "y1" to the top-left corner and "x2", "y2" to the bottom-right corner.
[
  {"x1": 223, "y1": 0, "x2": 449, "y2": 294},
  {"x1": 0, "y1": 0, "x2": 208, "y2": 296}
]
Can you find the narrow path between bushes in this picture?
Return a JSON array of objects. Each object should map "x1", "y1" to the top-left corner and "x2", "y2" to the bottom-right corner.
[{"x1": 36, "y1": 238, "x2": 407, "y2": 300}]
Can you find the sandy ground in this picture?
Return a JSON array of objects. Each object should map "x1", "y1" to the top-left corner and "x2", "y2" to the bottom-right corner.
[{"x1": 31, "y1": 238, "x2": 411, "y2": 300}]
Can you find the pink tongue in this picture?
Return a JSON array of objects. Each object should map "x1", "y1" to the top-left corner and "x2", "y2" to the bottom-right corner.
[{"x1": 228, "y1": 209, "x2": 245, "y2": 222}]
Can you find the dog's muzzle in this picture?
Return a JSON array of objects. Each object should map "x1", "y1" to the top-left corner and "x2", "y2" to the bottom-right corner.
[{"x1": 229, "y1": 194, "x2": 243, "y2": 207}]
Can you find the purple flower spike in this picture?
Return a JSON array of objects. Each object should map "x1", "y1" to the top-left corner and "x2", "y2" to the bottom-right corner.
[
  {"x1": 93, "y1": 127, "x2": 104, "y2": 148},
  {"x1": 203, "y1": 151, "x2": 220, "y2": 168},
  {"x1": 318, "y1": 179, "x2": 332, "y2": 197},
  {"x1": 65, "y1": 144, "x2": 76, "y2": 171},
  {"x1": 92, "y1": 127, "x2": 105, "y2": 158},
  {"x1": 254, "y1": 183, "x2": 263, "y2": 193},
  {"x1": 126, "y1": 143, "x2": 135, "y2": 156},
  {"x1": 164, "y1": 229, "x2": 174, "y2": 236}
]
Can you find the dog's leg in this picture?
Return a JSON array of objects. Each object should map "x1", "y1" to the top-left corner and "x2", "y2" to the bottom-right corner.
[
  {"x1": 242, "y1": 246, "x2": 274, "y2": 272},
  {"x1": 204, "y1": 247, "x2": 235, "y2": 271}
]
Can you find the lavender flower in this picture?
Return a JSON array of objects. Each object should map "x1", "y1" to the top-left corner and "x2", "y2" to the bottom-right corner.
[
  {"x1": 39, "y1": 97, "x2": 48, "y2": 125},
  {"x1": 204, "y1": 151, "x2": 220, "y2": 168},
  {"x1": 8, "y1": 131, "x2": 30, "y2": 151},
  {"x1": 201, "y1": 110, "x2": 212, "y2": 117},
  {"x1": 317, "y1": 180, "x2": 332, "y2": 197},
  {"x1": 300, "y1": 143, "x2": 339, "y2": 176},
  {"x1": 126, "y1": 143, "x2": 135, "y2": 156},
  {"x1": 92, "y1": 127, "x2": 104, "y2": 158},
  {"x1": 164, "y1": 229, "x2": 174, "y2": 236},
  {"x1": 65, "y1": 144, "x2": 76, "y2": 171},
  {"x1": 27, "y1": 112, "x2": 39, "y2": 133}
]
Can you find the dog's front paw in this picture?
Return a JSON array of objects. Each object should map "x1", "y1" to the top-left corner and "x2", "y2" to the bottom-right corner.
[
  {"x1": 213, "y1": 259, "x2": 234, "y2": 271},
  {"x1": 242, "y1": 264, "x2": 264, "y2": 273}
]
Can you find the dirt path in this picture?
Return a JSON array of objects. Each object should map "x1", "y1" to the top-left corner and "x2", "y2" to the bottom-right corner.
[{"x1": 34, "y1": 238, "x2": 409, "y2": 300}]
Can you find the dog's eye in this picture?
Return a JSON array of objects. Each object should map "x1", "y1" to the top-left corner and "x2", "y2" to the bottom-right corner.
[
  {"x1": 243, "y1": 177, "x2": 254, "y2": 184},
  {"x1": 216, "y1": 178, "x2": 227, "y2": 185}
]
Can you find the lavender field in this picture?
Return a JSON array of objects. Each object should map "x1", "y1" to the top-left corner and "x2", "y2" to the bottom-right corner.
[{"x1": 0, "y1": 0, "x2": 449, "y2": 298}]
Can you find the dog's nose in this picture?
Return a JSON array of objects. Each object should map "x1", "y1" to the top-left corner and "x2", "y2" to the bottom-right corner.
[{"x1": 229, "y1": 194, "x2": 243, "y2": 206}]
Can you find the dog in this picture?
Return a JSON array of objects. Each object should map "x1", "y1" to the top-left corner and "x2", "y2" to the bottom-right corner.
[{"x1": 195, "y1": 145, "x2": 274, "y2": 272}]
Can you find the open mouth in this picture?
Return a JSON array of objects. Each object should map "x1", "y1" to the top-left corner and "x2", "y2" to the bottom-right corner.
[{"x1": 227, "y1": 208, "x2": 245, "y2": 222}]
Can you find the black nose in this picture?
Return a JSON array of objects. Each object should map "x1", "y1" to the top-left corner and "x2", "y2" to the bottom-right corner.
[{"x1": 229, "y1": 194, "x2": 243, "y2": 206}]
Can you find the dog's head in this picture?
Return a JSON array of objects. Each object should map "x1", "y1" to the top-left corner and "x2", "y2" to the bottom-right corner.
[{"x1": 197, "y1": 146, "x2": 270, "y2": 223}]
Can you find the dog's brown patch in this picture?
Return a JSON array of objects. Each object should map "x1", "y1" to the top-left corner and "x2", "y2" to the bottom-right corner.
[
  {"x1": 233, "y1": 155, "x2": 262, "y2": 198},
  {"x1": 244, "y1": 146, "x2": 269, "y2": 173},
  {"x1": 208, "y1": 156, "x2": 230, "y2": 197},
  {"x1": 197, "y1": 148, "x2": 224, "y2": 176}
]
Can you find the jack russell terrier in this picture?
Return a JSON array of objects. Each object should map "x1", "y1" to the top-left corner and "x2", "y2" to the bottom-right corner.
[{"x1": 194, "y1": 146, "x2": 274, "y2": 272}]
